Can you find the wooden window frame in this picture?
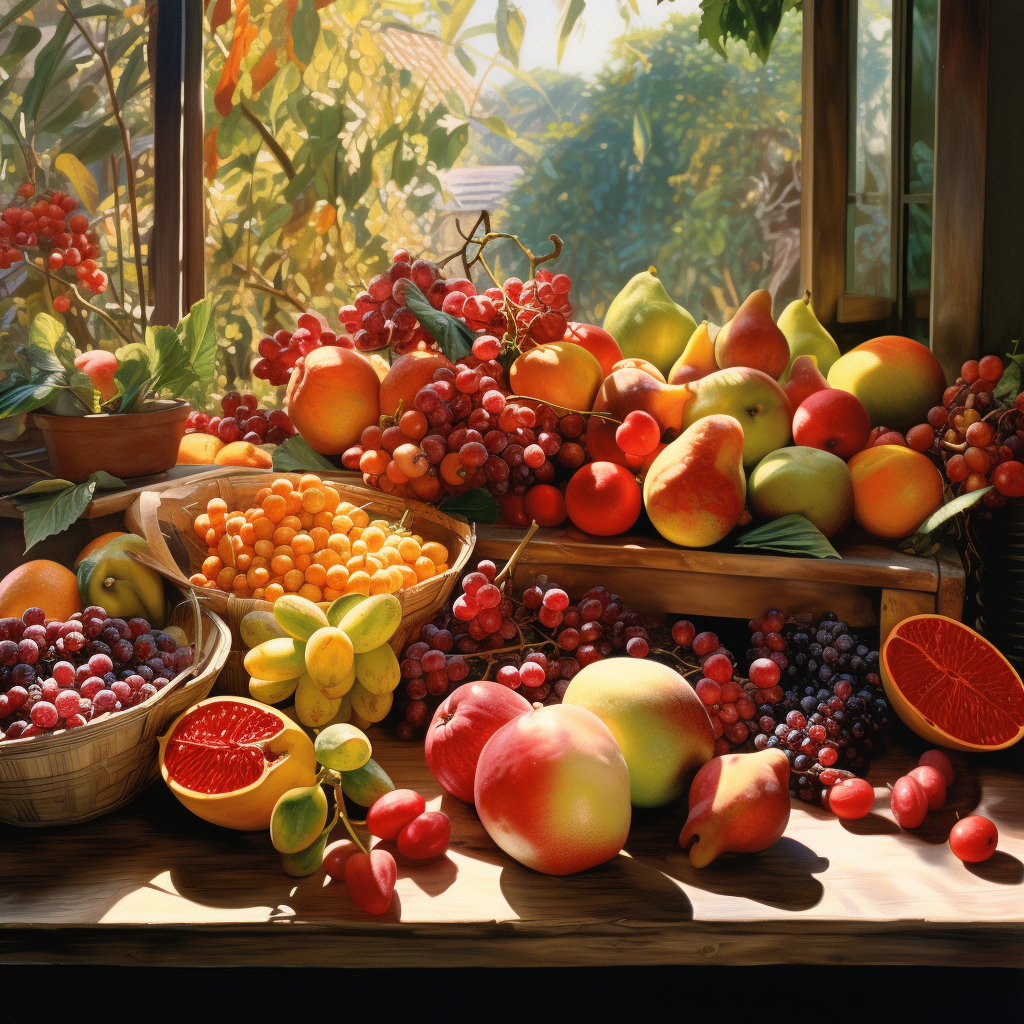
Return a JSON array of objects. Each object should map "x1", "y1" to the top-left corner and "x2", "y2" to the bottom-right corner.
[{"x1": 801, "y1": 0, "x2": 989, "y2": 381}]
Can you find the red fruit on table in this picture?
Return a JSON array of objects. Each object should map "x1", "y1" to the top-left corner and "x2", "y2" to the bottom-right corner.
[
  {"x1": 344, "y1": 849, "x2": 397, "y2": 915},
  {"x1": 949, "y1": 815, "x2": 998, "y2": 862},
  {"x1": 891, "y1": 775, "x2": 929, "y2": 828},
  {"x1": 365, "y1": 789, "x2": 426, "y2": 840},
  {"x1": 323, "y1": 840, "x2": 360, "y2": 880},
  {"x1": 792, "y1": 389, "x2": 872, "y2": 460},
  {"x1": 918, "y1": 749, "x2": 954, "y2": 786},
  {"x1": 907, "y1": 765, "x2": 947, "y2": 811},
  {"x1": 425, "y1": 681, "x2": 532, "y2": 802},
  {"x1": 828, "y1": 777, "x2": 875, "y2": 819},
  {"x1": 397, "y1": 811, "x2": 451, "y2": 860}
]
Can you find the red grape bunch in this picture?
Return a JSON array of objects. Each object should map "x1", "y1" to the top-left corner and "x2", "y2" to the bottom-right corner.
[
  {"x1": 906, "y1": 355, "x2": 1024, "y2": 504},
  {"x1": 0, "y1": 605, "x2": 195, "y2": 741},
  {"x1": 342, "y1": 347, "x2": 588, "y2": 504},
  {"x1": 185, "y1": 391, "x2": 297, "y2": 447},
  {"x1": 252, "y1": 310, "x2": 348, "y2": 386},
  {"x1": 1, "y1": 183, "x2": 106, "y2": 307},
  {"x1": 393, "y1": 566, "x2": 659, "y2": 740},
  {"x1": 507, "y1": 267, "x2": 575, "y2": 349}
]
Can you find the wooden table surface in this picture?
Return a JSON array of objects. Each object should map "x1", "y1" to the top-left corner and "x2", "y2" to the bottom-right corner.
[{"x1": 2, "y1": 733, "x2": 1021, "y2": 967}]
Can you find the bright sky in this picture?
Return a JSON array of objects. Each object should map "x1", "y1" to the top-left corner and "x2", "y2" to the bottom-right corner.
[{"x1": 465, "y1": 0, "x2": 702, "y2": 78}]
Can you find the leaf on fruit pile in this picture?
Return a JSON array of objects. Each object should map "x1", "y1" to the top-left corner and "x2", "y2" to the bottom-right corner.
[
  {"x1": 438, "y1": 487, "x2": 500, "y2": 524},
  {"x1": 994, "y1": 347, "x2": 1024, "y2": 402},
  {"x1": 402, "y1": 282, "x2": 475, "y2": 363},
  {"x1": 272, "y1": 435, "x2": 335, "y2": 472},
  {"x1": 8, "y1": 471, "x2": 125, "y2": 552},
  {"x1": 733, "y1": 514, "x2": 841, "y2": 560},
  {"x1": 900, "y1": 485, "x2": 993, "y2": 556}
]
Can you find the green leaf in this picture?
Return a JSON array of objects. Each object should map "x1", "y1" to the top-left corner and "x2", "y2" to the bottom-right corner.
[
  {"x1": 147, "y1": 325, "x2": 198, "y2": 398},
  {"x1": 496, "y1": 0, "x2": 526, "y2": 68},
  {"x1": 442, "y1": 0, "x2": 477, "y2": 43},
  {"x1": 557, "y1": 0, "x2": 586, "y2": 64},
  {"x1": 402, "y1": 282, "x2": 475, "y2": 362},
  {"x1": 994, "y1": 348, "x2": 1023, "y2": 402},
  {"x1": 181, "y1": 297, "x2": 217, "y2": 407},
  {"x1": 9, "y1": 470, "x2": 123, "y2": 552},
  {"x1": 697, "y1": 0, "x2": 800, "y2": 64},
  {"x1": 453, "y1": 45, "x2": 476, "y2": 76},
  {"x1": 20, "y1": 13, "x2": 71, "y2": 128},
  {"x1": 733, "y1": 514, "x2": 841, "y2": 559},
  {"x1": 115, "y1": 44, "x2": 146, "y2": 105},
  {"x1": 438, "y1": 487, "x2": 500, "y2": 524},
  {"x1": 910, "y1": 486, "x2": 993, "y2": 541},
  {"x1": 0, "y1": 24, "x2": 42, "y2": 75},
  {"x1": 0, "y1": 0, "x2": 39, "y2": 36},
  {"x1": 67, "y1": 370, "x2": 100, "y2": 413},
  {"x1": 28, "y1": 313, "x2": 68, "y2": 354},
  {"x1": 272, "y1": 436, "x2": 335, "y2": 472},
  {"x1": 54, "y1": 152, "x2": 100, "y2": 214},
  {"x1": 114, "y1": 354, "x2": 153, "y2": 413},
  {"x1": 633, "y1": 107, "x2": 651, "y2": 164},
  {"x1": 291, "y1": 0, "x2": 320, "y2": 66}
]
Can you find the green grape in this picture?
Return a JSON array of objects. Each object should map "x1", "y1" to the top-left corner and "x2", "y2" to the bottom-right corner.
[
  {"x1": 340, "y1": 758, "x2": 395, "y2": 807},
  {"x1": 315, "y1": 722, "x2": 372, "y2": 772}
]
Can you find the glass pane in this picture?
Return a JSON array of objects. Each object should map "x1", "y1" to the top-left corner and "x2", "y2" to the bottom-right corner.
[
  {"x1": 847, "y1": 0, "x2": 893, "y2": 296},
  {"x1": 907, "y1": 0, "x2": 938, "y2": 193},
  {"x1": 903, "y1": 200, "x2": 931, "y2": 341}
]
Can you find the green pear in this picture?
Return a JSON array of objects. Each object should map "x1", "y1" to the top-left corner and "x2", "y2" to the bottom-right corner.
[
  {"x1": 777, "y1": 291, "x2": 841, "y2": 385},
  {"x1": 603, "y1": 268, "x2": 697, "y2": 377}
]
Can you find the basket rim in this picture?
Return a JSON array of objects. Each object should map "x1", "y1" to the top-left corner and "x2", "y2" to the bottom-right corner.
[{"x1": 0, "y1": 602, "x2": 232, "y2": 756}]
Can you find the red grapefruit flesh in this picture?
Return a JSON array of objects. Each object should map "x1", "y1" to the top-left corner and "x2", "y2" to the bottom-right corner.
[
  {"x1": 881, "y1": 615, "x2": 1024, "y2": 752},
  {"x1": 159, "y1": 696, "x2": 318, "y2": 830}
]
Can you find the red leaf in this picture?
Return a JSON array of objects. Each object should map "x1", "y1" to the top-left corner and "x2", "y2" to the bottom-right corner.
[
  {"x1": 249, "y1": 44, "x2": 280, "y2": 95},
  {"x1": 204, "y1": 127, "x2": 219, "y2": 182},
  {"x1": 214, "y1": 3, "x2": 258, "y2": 116},
  {"x1": 209, "y1": 0, "x2": 232, "y2": 32}
]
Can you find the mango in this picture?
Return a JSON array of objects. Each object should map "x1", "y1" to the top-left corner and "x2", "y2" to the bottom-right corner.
[
  {"x1": 354, "y1": 643, "x2": 401, "y2": 695},
  {"x1": 315, "y1": 722, "x2": 372, "y2": 772},
  {"x1": 76, "y1": 534, "x2": 165, "y2": 626},
  {"x1": 243, "y1": 637, "x2": 307, "y2": 682},
  {"x1": 338, "y1": 593, "x2": 402, "y2": 653},
  {"x1": 274, "y1": 594, "x2": 329, "y2": 641},
  {"x1": 327, "y1": 592, "x2": 366, "y2": 627},
  {"x1": 240, "y1": 610, "x2": 289, "y2": 649},
  {"x1": 294, "y1": 672, "x2": 343, "y2": 727},
  {"x1": 270, "y1": 784, "x2": 329, "y2": 854},
  {"x1": 340, "y1": 758, "x2": 395, "y2": 807},
  {"x1": 348, "y1": 681, "x2": 392, "y2": 723},
  {"x1": 304, "y1": 626, "x2": 355, "y2": 694},
  {"x1": 248, "y1": 675, "x2": 299, "y2": 705},
  {"x1": 278, "y1": 826, "x2": 331, "y2": 877}
]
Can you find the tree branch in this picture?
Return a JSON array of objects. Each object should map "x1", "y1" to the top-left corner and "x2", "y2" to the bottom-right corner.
[
  {"x1": 62, "y1": 3, "x2": 148, "y2": 336},
  {"x1": 239, "y1": 101, "x2": 296, "y2": 179}
]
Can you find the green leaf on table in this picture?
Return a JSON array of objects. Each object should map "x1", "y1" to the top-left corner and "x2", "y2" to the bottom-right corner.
[
  {"x1": 272, "y1": 436, "x2": 335, "y2": 472},
  {"x1": 9, "y1": 471, "x2": 124, "y2": 552},
  {"x1": 402, "y1": 282, "x2": 475, "y2": 362},
  {"x1": 733, "y1": 514, "x2": 841, "y2": 559},
  {"x1": 910, "y1": 486, "x2": 992, "y2": 541},
  {"x1": 438, "y1": 487, "x2": 500, "y2": 524}
]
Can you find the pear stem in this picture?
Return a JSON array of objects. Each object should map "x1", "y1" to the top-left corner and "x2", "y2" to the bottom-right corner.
[{"x1": 803, "y1": 289, "x2": 811, "y2": 305}]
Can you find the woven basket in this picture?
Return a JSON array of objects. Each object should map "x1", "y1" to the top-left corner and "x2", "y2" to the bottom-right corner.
[
  {"x1": 0, "y1": 591, "x2": 231, "y2": 827},
  {"x1": 124, "y1": 467, "x2": 475, "y2": 696}
]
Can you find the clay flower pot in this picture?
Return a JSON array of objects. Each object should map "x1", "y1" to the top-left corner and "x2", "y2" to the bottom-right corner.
[{"x1": 33, "y1": 399, "x2": 190, "y2": 482}]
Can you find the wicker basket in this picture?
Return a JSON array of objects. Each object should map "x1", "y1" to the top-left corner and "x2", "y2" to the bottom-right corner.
[
  {"x1": 124, "y1": 467, "x2": 475, "y2": 695},
  {"x1": 0, "y1": 591, "x2": 231, "y2": 827}
]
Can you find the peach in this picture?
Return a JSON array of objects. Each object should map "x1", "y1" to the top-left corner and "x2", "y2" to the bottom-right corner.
[
  {"x1": 510, "y1": 341, "x2": 603, "y2": 411},
  {"x1": 474, "y1": 703, "x2": 631, "y2": 875},
  {"x1": 586, "y1": 367, "x2": 691, "y2": 466},
  {"x1": 679, "y1": 749, "x2": 791, "y2": 868},
  {"x1": 713, "y1": 290, "x2": 790, "y2": 380},
  {"x1": 285, "y1": 346, "x2": 381, "y2": 454},
  {"x1": 563, "y1": 659, "x2": 714, "y2": 807},
  {"x1": 827, "y1": 335, "x2": 947, "y2": 433},
  {"x1": 379, "y1": 350, "x2": 454, "y2": 416},
  {"x1": 74, "y1": 349, "x2": 118, "y2": 402},
  {"x1": 848, "y1": 444, "x2": 944, "y2": 538},
  {"x1": 214, "y1": 440, "x2": 273, "y2": 468},
  {"x1": 643, "y1": 414, "x2": 747, "y2": 547},
  {"x1": 611, "y1": 357, "x2": 666, "y2": 382},
  {"x1": 177, "y1": 432, "x2": 225, "y2": 465},
  {"x1": 792, "y1": 388, "x2": 871, "y2": 461},
  {"x1": 563, "y1": 322, "x2": 622, "y2": 377}
]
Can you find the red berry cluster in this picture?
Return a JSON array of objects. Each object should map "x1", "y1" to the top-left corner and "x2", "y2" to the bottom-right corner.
[
  {"x1": 0, "y1": 184, "x2": 106, "y2": 303},
  {"x1": 252, "y1": 310, "x2": 349, "y2": 386},
  {"x1": 906, "y1": 355, "x2": 1024, "y2": 504},
  {"x1": 0, "y1": 605, "x2": 194, "y2": 741},
  {"x1": 185, "y1": 391, "x2": 296, "y2": 446},
  {"x1": 506, "y1": 267, "x2": 574, "y2": 347}
]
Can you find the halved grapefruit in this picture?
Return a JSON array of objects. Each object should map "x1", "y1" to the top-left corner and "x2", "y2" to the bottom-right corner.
[
  {"x1": 158, "y1": 696, "x2": 318, "y2": 830},
  {"x1": 881, "y1": 615, "x2": 1024, "y2": 752}
]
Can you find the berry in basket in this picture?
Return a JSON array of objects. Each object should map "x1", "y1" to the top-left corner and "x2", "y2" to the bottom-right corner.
[
  {"x1": 188, "y1": 472, "x2": 450, "y2": 603},
  {"x1": 0, "y1": 605, "x2": 195, "y2": 741}
]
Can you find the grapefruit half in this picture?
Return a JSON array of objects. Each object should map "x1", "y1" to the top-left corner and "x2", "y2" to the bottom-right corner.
[
  {"x1": 881, "y1": 615, "x2": 1024, "y2": 752},
  {"x1": 159, "y1": 696, "x2": 318, "y2": 830}
]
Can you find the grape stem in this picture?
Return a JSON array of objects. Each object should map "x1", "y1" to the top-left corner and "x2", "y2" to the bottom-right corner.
[
  {"x1": 333, "y1": 782, "x2": 369, "y2": 856},
  {"x1": 493, "y1": 519, "x2": 540, "y2": 588}
]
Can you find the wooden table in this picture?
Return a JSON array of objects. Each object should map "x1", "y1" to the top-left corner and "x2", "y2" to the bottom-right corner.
[{"x1": 2, "y1": 733, "x2": 1021, "y2": 967}]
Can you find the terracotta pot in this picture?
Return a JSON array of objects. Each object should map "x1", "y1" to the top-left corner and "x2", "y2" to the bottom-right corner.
[{"x1": 33, "y1": 400, "x2": 190, "y2": 483}]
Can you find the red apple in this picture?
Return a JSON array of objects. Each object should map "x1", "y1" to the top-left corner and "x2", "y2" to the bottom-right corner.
[
  {"x1": 424, "y1": 680, "x2": 531, "y2": 802},
  {"x1": 792, "y1": 388, "x2": 871, "y2": 460},
  {"x1": 563, "y1": 322, "x2": 623, "y2": 378}
]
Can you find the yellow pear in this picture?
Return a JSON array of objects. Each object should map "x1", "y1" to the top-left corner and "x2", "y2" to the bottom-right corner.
[
  {"x1": 668, "y1": 320, "x2": 719, "y2": 384},
  {"x1": 777, "y1": 291, "x2": 841, "y2": 384}
]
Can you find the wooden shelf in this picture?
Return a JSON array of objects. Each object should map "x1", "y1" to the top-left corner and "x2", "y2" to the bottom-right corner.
[{"x1": 1, "y1": 733, "x2": 1021, "y2": 967}]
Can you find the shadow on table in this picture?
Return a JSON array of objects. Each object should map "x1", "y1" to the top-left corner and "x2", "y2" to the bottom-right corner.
[
  {"x1": 966, "y1": 851, "x2": 1024, "y2": 885},
  {"x1": 498, "y1": 853, "x2": 694, "y2": 923}
]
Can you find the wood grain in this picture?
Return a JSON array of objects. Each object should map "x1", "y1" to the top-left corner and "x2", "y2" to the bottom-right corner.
[{"x1": 1, "y1": 734, "x2": 1021, "y2": 966}]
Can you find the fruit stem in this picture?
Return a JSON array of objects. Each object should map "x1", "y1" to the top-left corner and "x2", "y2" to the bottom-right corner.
[
  {"x1": 512, "y1": 395, "x2": 623, "y2": 425},
  {"x1": 494, "y1": 519, "x2": 540, "y2": 588},
  {"x1": 334, "y1": 783, "x2": 369, "y2": 856}
]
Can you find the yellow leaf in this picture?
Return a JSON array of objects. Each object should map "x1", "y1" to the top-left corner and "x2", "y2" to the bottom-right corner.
[{"x1": 54, "y1": 153, "x2": 99, "y2": 214}]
